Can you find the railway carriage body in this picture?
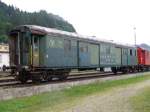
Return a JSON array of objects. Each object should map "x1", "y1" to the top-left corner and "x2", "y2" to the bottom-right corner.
[
  {"x1": 9, "y1": 25, "x2": 139, "y2": 83},
  {"x1": 78, "y1": 41, "x2": 99, "y2": 68},
  {"x1": 44, "y1": 34, "x2": 78, "y2": 68},
  {"x1": 116, "y1": 44, "x2": 137, "y2": 67},
  {"x1": 145, "y1": 51, "x2": 150, "y2": 66},
  {"x1": 100, "y1": 42, "x2": 116, "y2": 67},
  {"x1": 127, "y1": 46, "x2": 138, "y2": 71},
  {"x1": 121, "y1": 47, "x2": 128, "y2": 66},
  {"x1": 137, "y1": 47, "x2": 150, "y2": 70},
  {"x1": 127, "y1": 47, "x2": 137, "y2": 66},
  {"x1": 111, "y1": 44, "x2": 137, "y2": 73}
]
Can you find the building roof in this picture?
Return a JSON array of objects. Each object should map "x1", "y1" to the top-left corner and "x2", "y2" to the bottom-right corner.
[{"x1": 0, "y1": 44, "x2": 9, "y2": 53}]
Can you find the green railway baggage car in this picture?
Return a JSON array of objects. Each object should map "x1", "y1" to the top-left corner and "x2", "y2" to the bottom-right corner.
[{"x1": 9, "y1": 25, "x2": 138, "y2": 83}]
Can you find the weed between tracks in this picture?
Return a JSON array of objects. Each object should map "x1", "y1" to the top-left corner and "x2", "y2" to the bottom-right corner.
[{"x1": 0, "y1": 74, "x2": 150, "y2": 112}]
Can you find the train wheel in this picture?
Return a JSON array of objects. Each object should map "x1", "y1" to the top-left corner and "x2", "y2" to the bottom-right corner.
[
  {"x1": 2, "y1": 65, "x2": 6, "y2": 72},
  {"x1": 18, "y1": 71, "x2": 29, "y2": 84},
  {"x1": 43, "y1": 71, "x2": 53, "y2": 81},
  {"x1": 11, "y1": 69, "x2": 15, "y2": 75},
  {"x1": 111, "y1": 67, "x2": 117, "y2": 74},
  {"x1": 31, "y1": 73, "x2": 42, "y2": 83},
  {"x1": 58, "y1": 73, "x2": 69, "y2": 80},
  {"x1": 122, "y1": 69, "x2": 127, "y2": 74},
  {"x1": 46, "y1": 76, "x2": 53, "y2": 81}
]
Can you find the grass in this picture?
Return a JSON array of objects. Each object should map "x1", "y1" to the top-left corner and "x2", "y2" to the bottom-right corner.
[
  {"x1": 131, "y1": 86, "x2": 150, "y2": 112},
  {"x1": 0, "y1": 74, "x2": 150, "y2": 112}
]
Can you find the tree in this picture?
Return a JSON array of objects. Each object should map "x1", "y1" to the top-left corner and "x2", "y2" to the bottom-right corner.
[{"x1": 0, "y1": 1, "x2": 76, "y2": 43}]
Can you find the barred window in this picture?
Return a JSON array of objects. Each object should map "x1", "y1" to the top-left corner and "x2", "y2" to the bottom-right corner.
[{"x1": 130, "y1": 49, "x2": 133, "y2": 56}]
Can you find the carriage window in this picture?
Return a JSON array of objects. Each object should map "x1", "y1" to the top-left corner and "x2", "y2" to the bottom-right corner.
[
  {"x1": 34, "y1": 37, "x2": 39, "y2": 52},
  {"x1": 48, "y1": 38, "x2": 55, "y2": 48},
  {"x1": 130, "y1": 49, "x2": 133, "y2": 56},
  {"x1": 64, "y1": 39, "x2": 71, "y2": 52},
  {"x1": 80, "y1": 43, "x2": 88, "y2": 53}
]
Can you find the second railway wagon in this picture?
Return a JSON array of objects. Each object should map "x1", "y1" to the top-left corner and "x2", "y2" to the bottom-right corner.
[
  {"x1": 137, "y1": 46, "x2": 150, "y2": 70},
  {"x1": 112, "y1": 43, "x2": 137, "y2": 73},
  {"x1": 9, "y1": 25, "x2": 138, "y2": 83}
]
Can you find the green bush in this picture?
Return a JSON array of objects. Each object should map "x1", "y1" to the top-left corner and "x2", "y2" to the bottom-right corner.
[{"x1": 0, "y1": 35, "x2": 8, "y2": 43}]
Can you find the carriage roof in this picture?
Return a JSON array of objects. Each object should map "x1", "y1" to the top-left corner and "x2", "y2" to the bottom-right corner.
[{"x1": 10, "y1": 25, "x2": 136, "y2": 49}]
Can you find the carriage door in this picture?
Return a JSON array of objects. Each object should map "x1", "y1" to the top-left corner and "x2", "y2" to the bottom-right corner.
[
  {"x1": 33, "y1": 36, "x2": 40, "y2": 66},
  {"x1": 122, "y1": 48, "x2": 128, "y2": 66},
  {"x1": 79, "y1": 42, "x2": 89, "y2": 67},
  {"x1": 115, "y1": 47, "x2": 122, "y2": 65}
]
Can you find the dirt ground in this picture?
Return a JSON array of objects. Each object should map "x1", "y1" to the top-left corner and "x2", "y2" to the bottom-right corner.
[{"x1": 63, "y1": 80, "x2": 150, "y2": 112}]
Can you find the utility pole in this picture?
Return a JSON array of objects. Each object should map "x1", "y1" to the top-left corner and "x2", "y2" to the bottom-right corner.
[{"x1": 134, "y1": 27, "x2": 136, "y2": 46}]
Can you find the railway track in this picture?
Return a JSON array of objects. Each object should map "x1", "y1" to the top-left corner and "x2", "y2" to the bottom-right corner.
[
  {"x1": 0, "y1": 71, "x2": 149, "y2": 101},
  {"x1": 0, "y1": 71, "x2": 146, "y2": 89}
]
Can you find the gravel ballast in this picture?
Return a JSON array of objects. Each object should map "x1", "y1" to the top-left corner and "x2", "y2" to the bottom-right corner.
[{"x1": 0, "y1": 72, "x2": 149, "y2": 101}]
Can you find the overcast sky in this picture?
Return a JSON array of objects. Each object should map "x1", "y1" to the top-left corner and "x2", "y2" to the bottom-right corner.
[{"x1": 2, "y1": 0, "x2": 150, "y2": 45}]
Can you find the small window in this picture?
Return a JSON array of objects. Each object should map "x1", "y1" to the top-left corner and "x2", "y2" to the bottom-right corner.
[
  {"x1": 64, "y1": 39, "x2": 71, "y2": 52},
  {"x1": 33, "y1": 37, "x2": 39, "y2": 52},
  {"x1": 48, "y1": 38, "x2": 55, "y2": 48},
  {"x1": 80, "y1": 45, "x2": 88, "y2": 53},
  {"x1": 130, "y1": 49, "x2": 133, "y2": 56},
  {"x1": 80, "y1": 43, "x2": 88, "y2": 53}
]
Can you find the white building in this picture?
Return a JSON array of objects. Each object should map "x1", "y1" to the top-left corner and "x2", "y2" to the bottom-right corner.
[{"x1": 0, "y1": 44, "x2": 9, "y2": 69}]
